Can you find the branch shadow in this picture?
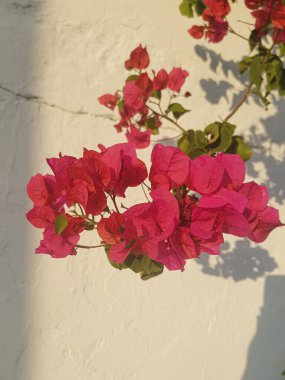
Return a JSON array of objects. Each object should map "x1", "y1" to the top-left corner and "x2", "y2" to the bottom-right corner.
[
  {"x1": 196, "y1": 241, "x2": 277, "y2": 282},
  {"x1": 242, "y1": 275, "x2": 285, "y2": 380}
]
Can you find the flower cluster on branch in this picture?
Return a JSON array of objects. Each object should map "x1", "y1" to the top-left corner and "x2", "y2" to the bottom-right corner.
[{"x1": 26, "y1": 143, "x2": 283, "y2": 280}]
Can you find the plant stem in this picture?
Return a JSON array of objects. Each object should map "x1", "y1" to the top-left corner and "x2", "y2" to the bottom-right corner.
[
  {"x1": 110, "y1": 194, "x2": 120, "y2": 213},
  {"x1": 223, "y1": 83, "x2": 253, "y2": 122},
  {"x1": 228, "y1": 27, "x2": 249, "y2": 42},
  {"x1": 147, "y1": 105, "x2": 186, "y2": 133},
  {"x1": 141, "y1": 183, "x2": 150, "y2": 202}
]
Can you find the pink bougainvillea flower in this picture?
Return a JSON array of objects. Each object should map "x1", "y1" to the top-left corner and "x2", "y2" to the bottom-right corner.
[
  {"x1": 26, "y1": 206, "x2": 55, "y2": 228},
  {"x1": 188, "y1": 25, "x2": 205, "y2": 39},
  {"x1": 101, "y1": 143, "x2": 147, "y2": 197},
  {"x1": 247, "y1": 206, "x2": 283, "y2": 243},
  {"x1": 153, "y1": 69, "x2": 169, "y2": 90},
  {"x1": 97, "y1": 212, "x2": 124, "y2": 245},
  {"x1": 216, "y1": 153, "x2": 246, "y2": 187},
  {"x1": 98, "y1": 93, "x2": 119, "y2": 110},
  {"x1": 35, "y1": 218, "x2": 79, "y2": 259},
  {"x1": 206, "y1": 17, "x2": 229, "y2": 43},
  {"x1": 126, "y1": 125, "x2": 151, "y2": 149},
  {"x1": 204, "y1": 0, "x2": 231, "y2": 17},
  {"x1": 168, "y1": 68, "x2": 189, "y2": 92},
  {"x1": 109, "y1": 189, "x2": 180, "y2": 264},
  {"x1": 188, "y1": 155, "x2": 224, "y2": 195},
  {"x1": 27, "y1": 174, "x2": 50, "y2": 207},
  {"x1": 271, "y1": 3, "x2": 285, "y2": 29},
  {"x1": 123, "y1": 81, "x2": 145, "y2": 114},
  {"x1": 150, "y1": 144, "x2": 191, "y2": 189},
  {"x1": 124, "y1": 44, "x2": 150, "y2": 70},
  {"x1": 245, "y1": 0, "x2": 261, "y2": 10}
]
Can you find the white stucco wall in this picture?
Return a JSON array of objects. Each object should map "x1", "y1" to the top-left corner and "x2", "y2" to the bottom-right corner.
[{"x1": 1, "y1": 1, "x2": 285, "y2": 379}]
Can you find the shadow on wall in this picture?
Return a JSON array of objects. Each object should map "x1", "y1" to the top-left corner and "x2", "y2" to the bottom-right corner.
[
  {"x1": 242, "y1": 275, "x2": 285, "y2": 380},
  {"x1": 0, "y1": 1, "x2": 39, "y2": 379},
  {"x1": 196, "y1": 241, "x2": 277, "y2": 282}
]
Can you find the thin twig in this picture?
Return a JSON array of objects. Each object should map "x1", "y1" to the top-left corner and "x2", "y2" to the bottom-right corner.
[
  {"x1": 146, "y1": 105, "x2": 186, "y2": 133},
  {"x1": 223, "y1": 83, "x2": 253, "y2": 122},
  {"x1": 141, "y1": 183, "x2": 151, "y2": 202}
]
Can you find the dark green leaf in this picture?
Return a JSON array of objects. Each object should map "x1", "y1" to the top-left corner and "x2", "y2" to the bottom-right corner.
[
  {"x1": 249, "y1": 30, "x2": 260, "y2": 51},
  {"x1": 252, "y1": 87, "x2": 270, "y2": 108},
  {"x1": 188, "y1": 147, "x2": 206, "y2": 159},
  {"x1": 195, "y1": 0, "x2": 206, "y2": 15},
  {"x1": 54, "y1": 214, "x2": 68, "y2": 235},
  {"x1": 168, "y1": 103, "x2": 190, "y2": 119}
]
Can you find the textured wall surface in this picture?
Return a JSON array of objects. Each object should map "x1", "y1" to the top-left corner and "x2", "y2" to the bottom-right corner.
[{"x1": 1, "y1": 1, "x2": 285, "y2": 379}]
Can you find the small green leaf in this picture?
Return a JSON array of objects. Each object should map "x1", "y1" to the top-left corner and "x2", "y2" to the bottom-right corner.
[
  {"x1": 279, "y1": 43, "x2": 285, "y2": 57},
  {"x1": 126, "y1": 74, "x2": 139, "y2": 82},
  {"x1": 168, "y1": 103, "x2": 190, "y2": 119},
  {"x1": 54, "y1": 214, "x2": 68, "y2": 235},
  {"x1": 195, "y1": 0, "x2": 206, "y2": 15},
  {"x1": 117, "y1": 99, "x2": 125, "y2": 112},
  {"x1": 252, "y1": 87, "x2": 270, "y2": 108},
  {"x1": 249, "y1": 55, "x2": 263, "y2": 89},
  {"x1": 204, "y1": 122, "x2": 220, "y2": 143},
  {"x1": 151, "y1": 90, "x2": 161, "y2": 100},
  {"x1": 146, "y1": 117, "x2": 160, "y2": 135},
  {"x1": 188, "y1": 147, "x2": 206, "y2": 159},
  {"x1": 179, "y1": 0, "x2": 194, "y2": 18},
  {"x1": 125, "y1": 254, "x2": 164, "y2": 280}
]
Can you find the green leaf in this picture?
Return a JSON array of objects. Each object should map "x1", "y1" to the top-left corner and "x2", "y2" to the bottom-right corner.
[
  {"x1": 195, "y1": 0, "x2": 206, "y2": 15},
  {"x1": 125, "y1": 254, "x2": 164, "y2": 280},
  {"x1": 178, "y1": 130, "x2": 195, "y2": 154},
  {"x1": 179, "y1": 0, "x2": 194, "y2": 18},
  {"x1": 54, "y1": 214, "x2": 68, "y2": 235},
  {"x1": 265, "y1": 55, "x2": 283, "y2": 94},
  {"x1": 230, "y1": 136, "x2": 253, "y2": 161},
  {"x1": 249, "y1": 30, "x2": 259, "y2": 51},
  {"x1": 117, "y1": 99, "x2": 125, "y2": 112},
  {"x1": 279, "y1": 43, "x2": 285, "y2": 57},
  {"x1": 207, "y1": 122, "x2": 236, "y2": 153},
  {"x1": 195, "y1": 130, "x2": 208, "y2": 148},
  {"x1": 168, "y1": 103, "x2": 190, "y2": 119},
  {"x1": 188, "y1": 147, "x2": 206, "y2": 159},
  {"x1": 126, "y1": 74, "x2": 139, "y2": 82},
  {"x1": 249, "y1": 55, "x2": 263, "y2": 89},
  {"x1": 146, "y1": 117, "x2": 160, "y2": 135},
  {"x1": 151, "y1": 90, "x2": 161, "y2": 100},
  {"x1": 252, "y1": 87, "x2": 270, "y2": 108},
  {"x1": 204, "y1": 122, "x2": 220, "y2": 143},
  {"x1": 239, "y1": 57, "x2": 253, "y2": 75}
]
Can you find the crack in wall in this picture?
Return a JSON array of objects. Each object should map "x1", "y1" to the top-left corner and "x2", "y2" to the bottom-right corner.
[{"x1": 0, "y1": 84, "x2": 117, "y2": 121}]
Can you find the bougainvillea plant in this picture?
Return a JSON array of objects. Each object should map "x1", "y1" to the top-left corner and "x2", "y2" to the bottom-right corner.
[
  {"x1": 98, "y1": 44, "x2": 253, "y2": 161},
  {"x1": 26, "y1": 143, "x2": 283, "y2": 280},
  {"x1": 26, "y1": 3, "x2": 285, "y2": 280},
  {"x1": 181, "y1": 0, "x2": 285, "y2": 105}
]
